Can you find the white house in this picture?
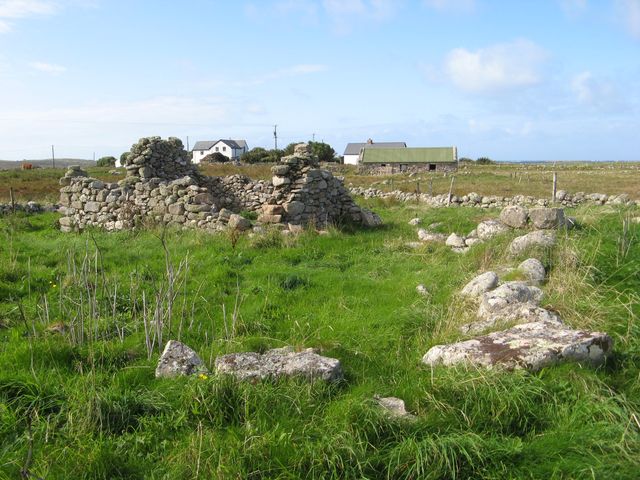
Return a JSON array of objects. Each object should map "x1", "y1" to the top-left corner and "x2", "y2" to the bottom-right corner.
[
  {"x1": 343, "y1": 139, "x2": 407, "y2": 165},
  {"x1": 192, "y1": 139, "x2": 248, "y2": 163}
]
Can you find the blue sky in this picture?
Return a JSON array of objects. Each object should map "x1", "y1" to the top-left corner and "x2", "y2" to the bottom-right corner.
[{"x1": 0, "y1": 0, "x2": 639, "y2": 161}]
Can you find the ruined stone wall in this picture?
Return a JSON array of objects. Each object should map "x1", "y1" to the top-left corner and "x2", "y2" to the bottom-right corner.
[{"x1": 58, "y1": 138, "x2": 379, "y2": 233}]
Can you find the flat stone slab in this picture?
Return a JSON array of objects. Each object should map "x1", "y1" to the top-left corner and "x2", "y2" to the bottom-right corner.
[
  {"x1": 374, "y1": 396, "x2": 416, "y2": 421},
  {"x1": 509, "y1": 230, "x2": 556, "y2": 256},
  {"x1": 423, "y1": 321, "x2": 613, "y2": 371},
  {"x1": 156, "y1": 340, "x2": 208, "y2": 378},
  {"x1": 215, "y1": 347, "x2": 343, "y2": 382}
]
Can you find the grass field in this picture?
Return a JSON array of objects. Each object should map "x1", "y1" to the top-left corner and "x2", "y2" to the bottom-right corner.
[
  {"x1": 2, "y1": 161, "x2": 640, "y2": 204},
  {"x1": 0, "y1": 198, "x2": 639, "y2": 478}
]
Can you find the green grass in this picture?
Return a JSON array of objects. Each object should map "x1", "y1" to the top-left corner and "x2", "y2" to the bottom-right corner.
[{"x1": 0, "y1": 203, "x2": 639, "y2": 479}]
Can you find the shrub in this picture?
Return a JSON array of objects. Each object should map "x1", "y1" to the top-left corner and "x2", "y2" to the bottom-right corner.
[
  {"x1": 96, "y1": 156, "x2": 117, "y2": 167},
  {"x1": 476, "y1": 157, "x2": 494, "y2": 165},
  {"x1": 201, "y1": 152, "x2": 229, "y2": 163}
]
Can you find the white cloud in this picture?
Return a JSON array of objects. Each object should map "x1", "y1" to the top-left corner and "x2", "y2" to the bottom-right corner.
[
  {"x1": 443, "y1": 39, "x2": 547, "y2": 93},
  {"x1": 228, "y1": 63, "x2": 328, "y2": 87},
  {"x1": 0, "y1": 0, "x2": 57, "y2": 32},
  {"x1": 424, "y1": 0, "x2": 475, "y2": 13},
  {"x1": 29, "y1": 61, "x2": 66, "y2": 74},
  {"x1": 570, "y1": 71, "x2": 627, "y2": 111},
  {"x1": 616, "y1": 0, "x2": 640, "y2": 39}
]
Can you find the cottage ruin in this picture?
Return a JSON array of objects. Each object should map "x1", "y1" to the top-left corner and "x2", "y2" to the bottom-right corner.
[{"x1": 58, "y1": 137, "x2": 380, "y2": 233}]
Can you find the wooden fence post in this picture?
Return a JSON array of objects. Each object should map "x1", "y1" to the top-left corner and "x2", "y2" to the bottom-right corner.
[
  {"x1": 9, "y1": 187, "x2": 15, "y2": 214},
  {"x1": 552, "y1": 172, "x2": 558, "y2": 203},
  {"x1": 447, "y1": 176, "x2": 455, "y2": 206},
  {"x1": 428, "y1": 178, "x2": 433, "y2": 196}
]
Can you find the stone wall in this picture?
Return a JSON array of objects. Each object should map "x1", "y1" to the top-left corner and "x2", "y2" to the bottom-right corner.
[
  {"x1": 58, "y1": 138, "x2": 380, "y2": 233},
  {"x1": 350, "y1": 186, "x2": 640, "y2": 209}
]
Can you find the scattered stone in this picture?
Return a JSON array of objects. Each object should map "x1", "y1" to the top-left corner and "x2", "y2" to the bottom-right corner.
[
  {"x1": 476, "y1": 219, "x2": 510, "y2": 240},
  {"x1": 374, "y1": 396, "x2": 416, "y2": 421},
  {"x1": 460, "y1": 271, "x2": 499, "y2": 298},
  {"x1": 228, "y1": 214, "x2": 252, "y2": 231},
  {"x1": 423, "y1": 321, "x2": 613, "y2": 371},
  {"x1": 518, "y1": 258, "x2": 546, "y2": 285},
  {"x1": 464, "y1": 237, "x2": 482, "y2": 247},
  {"x1": 155, "y1": 340, "x2": 208, "y2": 378},
  {"x1": 417, "y1": 229, "x2": 447, "y2": 243},
  {"x1": 416, "y1": 284, "x2": 429, "y2": 296},
  {"x1": 451, "y1": 246, "x2": 470, "y2": 254},
  {"x1": 499, "y1": 205, "x2": 529, "y2": 229},
  {"x1": 509, "y1": 230, "x2": 556, "y2": 256},
  {"x1": 408, "y1": 217, "x2": 421, "y2": 226},
  {"x1": 215, "y1": 346, "x2": 343, "y2": 382},
  {"x1": 361, "y1": 208, "x2": 383, "y2": 227},
  {"x1": 529, "y1": 207, "x2": 565, "y2": 229},
  {"x1": 478, "y1": 281, "x2": 543, "y2": 318},
  {"x1": 446, "y1": 233, "x2": 466, "y2": 248}
]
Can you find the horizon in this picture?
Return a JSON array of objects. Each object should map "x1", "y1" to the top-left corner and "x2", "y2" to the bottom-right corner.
[{"x1": 0, "y1": 0, "x2": 639, "y2": 161}]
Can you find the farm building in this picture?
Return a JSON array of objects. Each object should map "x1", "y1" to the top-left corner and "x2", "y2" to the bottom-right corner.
[
  {"x1": 359, "y1": 147, "x2": 458, "y2": 174},
  {"x1": 343, "y1": 139, "x2": 407, "y2": 165},
  {"x1": 192, "y1": 139, "x2": 248, "y2": 163}
]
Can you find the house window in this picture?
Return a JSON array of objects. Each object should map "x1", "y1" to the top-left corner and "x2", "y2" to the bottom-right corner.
[
  {"x1": 215, "y1": 147, "x2": 219, "y2": 152},
  {"x1": 223, "y1": 146, "x2": 227, "y2": 151},
  {"x1": 429, "y1": 164, "x2": 436, "y2": 171}
]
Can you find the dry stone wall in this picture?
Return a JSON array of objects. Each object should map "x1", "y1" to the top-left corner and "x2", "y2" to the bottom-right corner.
[{"x1": 58, "y1": 138, "x2": 379, "y2": 233}]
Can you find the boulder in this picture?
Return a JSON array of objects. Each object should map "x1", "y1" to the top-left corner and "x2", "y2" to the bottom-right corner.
[
  {"x1": 155, "y1": 340, "x2": 208, "y2": 378},
  {"x1": 408, "y1": 218, "x2": 421, "y2": 226},
  {"x1": 476, "y1": 219, "x2": 509, "y2": 240},
  {"x1": 462, "y1": 303, "x2": 562, "y2": 335},
  {"x1": 499, "y1": 205, "x2": 528, "y2": 229},
  {"x1": 445, "y1": 233, "x2": 466, "y2": 248},
  {"x1": 416, "y1": 284, "x2": 429, "y2": 296},
  {"x1": 423, "y1": 321, "x2": 612, "y2": 371},
  {"x1": 509, "y1": 230, "x2": 556, "y2": 256},
  {"x1": 460, "y1": 271, "x2": 499, "y2": 298},
  {"x1": 529, "y1": 208, "x2": 565, "y2": 229},
  {"x1": 215, "y1": 347, "x2": 343, "y2": 382},
  {"x1": 478, "y1": 281, "x2": 543, "y2": 317},
  {"x1": 518, "y1": 258, "x2": 546, "y2": 285}
]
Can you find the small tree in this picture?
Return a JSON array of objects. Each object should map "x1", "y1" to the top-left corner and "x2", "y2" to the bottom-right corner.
[
  {"x1": 309, "y1": 141, "x2": 336, "y2": 163},
  {"x1": 97, "y1": 156, "x2": 117, "y2": 167},
  {"x1": 120, "y1": 152, "x2": 130, "y2": 165}
]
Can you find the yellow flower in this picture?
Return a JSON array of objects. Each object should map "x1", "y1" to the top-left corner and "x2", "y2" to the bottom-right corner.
[{"x1": 198, "y1": 373, "x2": 208, "y2": 380}]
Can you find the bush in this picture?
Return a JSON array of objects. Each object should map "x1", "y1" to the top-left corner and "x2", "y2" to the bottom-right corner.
[
  {"x1": 201, "y1": 152, "x2": 229, "y2": 163},
  {"x1": 119, "y1": 152, "x2": 130, "y2": 165},
  {"x1": 241, "y1": 147, "x2": 283, "y2": 164},
  {"x1": 476, "y1": 157, "x2": 494, "y2": 165},
  {"x1": 96, "y1": 156, "x2": 117, "y2": 167}
]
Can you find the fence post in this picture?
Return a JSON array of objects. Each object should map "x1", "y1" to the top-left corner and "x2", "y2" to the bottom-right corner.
[
  {"x1": 552, "y1": 172, "x2": 557, "y2": 203},
  {"x1": 10, "y1": 187, "x2": 15, "y2": 213},
  {"x1": 428, "y1": 178, "x2": 433, "y2": 196},
  {"x1": 447, "y1": 176, "x2": 455, "y2": 206}
]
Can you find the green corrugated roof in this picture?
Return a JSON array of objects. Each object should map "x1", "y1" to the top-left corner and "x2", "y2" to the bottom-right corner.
[{"x1": 360, "y1": 147, "x2": 456, "y2": 164}]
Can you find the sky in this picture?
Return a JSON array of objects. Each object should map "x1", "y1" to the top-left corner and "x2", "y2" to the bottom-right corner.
[{"x1": 0, "y1": 0, "x2": 639, "y2": 162}]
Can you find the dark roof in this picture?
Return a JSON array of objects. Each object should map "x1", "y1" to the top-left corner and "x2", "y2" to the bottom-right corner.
[
  {"x1": 343, "y1": 142, "x2": 407, "y2": 156},
  {"x1": 361, "y1": 147, "x2": 457, "y2": 164},
  {"x1": 192, "y1": 139, "x2": 248, "y2": 151}
]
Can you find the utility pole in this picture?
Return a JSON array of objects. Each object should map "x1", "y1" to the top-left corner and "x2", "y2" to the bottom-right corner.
[
  {"x1": 51, "y1": 145, "x2": 55, "y2": 169},
  {"x1": 186, "y1": 136, "x2": 190, "y2": 151},
  {"x1": 273, "y1": 125, "x2": 278, "y2": 150},
  {"x1": 312, "y1": 133, "x2": 316, "y2": 142},
  {"x1": 93, "y1": 152, "x2": 95, "y2": 162}
]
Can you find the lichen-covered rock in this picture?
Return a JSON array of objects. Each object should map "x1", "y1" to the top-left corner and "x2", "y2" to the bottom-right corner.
[
  {"x1": 499, "y1": 205, "x2": 528, "y2": 229},
  {"x1": 408, "y1": 217, "x2": 421, "y2": 226},
  {"x1": 476, "y1": 219, "x2": 509, "y2": 240},
  {"x1": 460, "y1": 271, "x2": 499, "y2": 298},
  {"x1": 423, "y1": 321, "x2": 613, "y2": 371},
  {"x1": 417, "y1": 229, "x2": 447, "y2": 243},
  {"x1": 446, "y1": 233, "x2": 466, "y2": 248},
  {"x1": 155, "y1": 340, "x2": 208, "y2": 378},
  {"x1": 529, "y1": 208, "x2": 565, "y2": 229},
  {"x1": 509, "y1": 230, "x2": 556, "y2": 256},
  {"x1": 228, "y1": 214, "x2": 252, "y2": 231},
  {"x1": 518, "y1": 258, "x2": 546, "y2": 285},
  {"x1": 361, "y1": 208, "x2": 382, "y2": 227},
  {"x1": 416, "y1": 284, "x2": 429, "y2": 296},
  {"x1": 215, "y1": 347, "x2": 343, "y2": 382}
]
